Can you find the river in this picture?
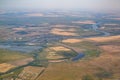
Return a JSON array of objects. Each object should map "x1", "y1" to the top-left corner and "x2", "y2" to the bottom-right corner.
[{"x1": 92, "y1": 23, "x2": 110, "y2": 36}]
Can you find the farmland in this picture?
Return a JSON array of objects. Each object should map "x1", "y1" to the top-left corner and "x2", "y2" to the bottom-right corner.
[
  {"x1": 0, "y1": 49, "x2": 31, "y2": 63},
  {"x1": 38, "y1": 35, "x2": 120, "y2": 80},
  {"x1": 0, "y1": 10, "x2": 120, "y2": 80}
]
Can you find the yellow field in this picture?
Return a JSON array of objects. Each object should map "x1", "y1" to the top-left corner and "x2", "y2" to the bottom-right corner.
[
  {"x1": 100, "y1": 45, "x2": 120, "y2": 54},
  {"x1": 66, "y1": 28, "x2": 76, "y2": 32},
  {"x1": 86, "y1": 35, "x2": 120, "y2": 42},
  {"x1": 62, "y1": 35, "x2": 120, "y2": 44},
  {"x1": 26, "y1": 13, "x2": 44, "y2": 17},
  {"x1": 49, "y1": 46, "x2": 71, "y2": 51},
  {"x1": 0, "y1": 63, "x2": 15, "y2": 73},
  {"x1": 50, "y1": 28, "x2": 78, "y2": 36},
  {"x1": 46, "y1": 52, "x2": 64, "y2": 60},
  {"x1": 104, "y1": 23, "x2": 119, "y2": 26},
  {"x1": 53, "y1": 25, "x2": 75, "y2": 28},
  {"x1": 51, "y1": 28, "x2": 76, "y2": 32},
  {"x1": 12, "y1": 27, "x2": 26, "y2": 31},
  {"x1": 62, "y1": 38, "x2": 82, "y2": 43},
  {"x1": 72, "y1": 20, "x2": 95, "y2": 24}
]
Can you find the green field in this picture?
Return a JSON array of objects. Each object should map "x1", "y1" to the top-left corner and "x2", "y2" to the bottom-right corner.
[
  {"x1": 0, "y1": 49, "x2": 30, "y2": 63},
  {"x1": 61, "y1": 40, "x2": 101, "y2": 58}
]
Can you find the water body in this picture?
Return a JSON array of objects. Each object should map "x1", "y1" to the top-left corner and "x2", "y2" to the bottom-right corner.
[
  {"x1": 0, "y1": 45, "x2": 42, "y2": 53},
  {"x1": 92, "y1": 23, "x2": 110, "y2": 36},
  {"x1": 72, "y1": 53, "x2": 85, "y2": 61},
  {"x1": 15, "y1": 31, "x2": 28, "y2": 35},
  {"x1": 0, "y1": 22, "x2": 110, "y2": 53}
]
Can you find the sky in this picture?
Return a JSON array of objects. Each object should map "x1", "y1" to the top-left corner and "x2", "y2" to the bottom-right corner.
[{"x1": 0, "y1": 0, "x2": 120, "y2": 11}]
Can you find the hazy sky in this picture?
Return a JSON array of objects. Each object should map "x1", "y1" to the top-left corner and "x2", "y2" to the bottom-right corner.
[{"x1": 0, "y1": 0, "x2": 120, "y2": 11}]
